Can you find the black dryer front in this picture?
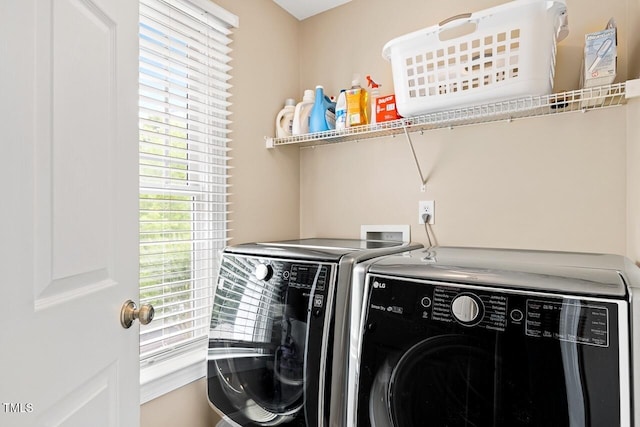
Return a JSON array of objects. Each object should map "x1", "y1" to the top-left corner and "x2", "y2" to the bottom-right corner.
[{"x1": 207, "y1": 238, "x2": 421, "y2": 427}]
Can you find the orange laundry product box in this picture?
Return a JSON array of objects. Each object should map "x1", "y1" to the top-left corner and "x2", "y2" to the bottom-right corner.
[{"x1": 375, "y1": 94, "x2": 402, "y2": 122}]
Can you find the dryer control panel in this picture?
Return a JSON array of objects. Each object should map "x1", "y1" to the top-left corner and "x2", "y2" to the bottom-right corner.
[{"x1": 213, "y1": 255, "x2": 333, "y2": 342}]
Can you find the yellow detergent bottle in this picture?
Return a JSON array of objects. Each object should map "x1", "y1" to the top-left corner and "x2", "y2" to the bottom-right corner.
[{"x1": 346, "y1": 77, "x2": 368, "y2": 127}]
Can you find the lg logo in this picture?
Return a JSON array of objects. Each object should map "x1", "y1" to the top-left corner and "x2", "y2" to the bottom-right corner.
[{"x1": 372, "y1": 281, "x2": 386, "y2": 289}]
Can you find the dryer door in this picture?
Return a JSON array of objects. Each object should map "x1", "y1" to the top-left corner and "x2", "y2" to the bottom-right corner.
[{"x1": 208, "y1": 254, "x2": 334, "y2": 427}]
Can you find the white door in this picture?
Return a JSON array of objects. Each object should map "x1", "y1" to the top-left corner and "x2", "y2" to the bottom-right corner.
[{"x1": 0, "y1": 0, "x2": 140, "y2": 426}]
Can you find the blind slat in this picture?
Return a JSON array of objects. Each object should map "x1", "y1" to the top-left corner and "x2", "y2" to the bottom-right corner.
[
  {"x1": 138, "y1": 40, "x2": 233, "y2": 84},
  {"x1": 139, "y1": 10, "x2": 233, "y2": 56},
  {"x1": 139, "y1": 19, "x2": 233, "y2": 67},
  {"x1": 139, "y1": 54, "x2": 233, "y2": 93},
  {"x1": 140, "y1": 317, "x2": 212, "y2": 347},
  {"x1": 141, "y1": 269, "x2": 216, "y2": 289},
  {"x1": 139, "y1": 0, "x2": 234, "y2": 364},
  {"x1": 140, "y1": 150, "x2": 231, "y2": 169},
  {"x1": 140, "y1": 0, "x2": 233, "y2": 42},
  {"x1": 139, "y1": 56, "x2": 232, "y2": 95},
  {"x1": 142, "y1": 294, "x2": 213, "y2": 317},
  {"x1": 139, "y1": 132, "x2": 232, "y2": 153},
  {"x1": 139, "y1": 117, "x2": 231, "y2": 140},
  {"x1": 140, "y1": 97, "x2": 232, "y2": 122}
]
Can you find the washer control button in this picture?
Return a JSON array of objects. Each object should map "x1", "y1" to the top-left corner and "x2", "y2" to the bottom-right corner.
[
  {"x1": 254, "y1": 263, "x2": 273, "y2": 281},
  {"x1": 420, "y1": 296, "x2": 432, "y2": 308},
  {"x1": 452, "y1": 294, "x2": 481, "y2": 324},
  {"x1": 510, "y1": 309, "x2": 524, "y2": 322}
]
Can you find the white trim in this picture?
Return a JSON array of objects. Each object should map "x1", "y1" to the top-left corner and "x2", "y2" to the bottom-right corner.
[
  {"x1": 182, "y1": 0, "x2": 239, "y2": 28},
  {"x1": 140, "y1": 347, "x2": 207, "y2": 404}
]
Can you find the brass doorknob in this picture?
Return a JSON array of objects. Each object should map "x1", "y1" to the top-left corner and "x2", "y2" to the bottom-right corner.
[{"x1": 120, "y1": 300, "x2": 155, "y2": 329}]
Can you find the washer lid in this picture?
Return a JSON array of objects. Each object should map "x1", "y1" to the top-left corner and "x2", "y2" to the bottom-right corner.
[
  {"x1": 369, "y1": 246, "x2": 634, "y2": 298},
  {"x1": 225, "y1": 238, "x2": 412, "y2": 262}
]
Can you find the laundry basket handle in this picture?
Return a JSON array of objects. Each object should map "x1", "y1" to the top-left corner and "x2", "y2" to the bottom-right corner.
[
  {"x1": 439, "y1": 13, "x2": 473, "y2": 27},
  {"x1": 438, "y1": 13, "x2": 477, "y2": 41}
]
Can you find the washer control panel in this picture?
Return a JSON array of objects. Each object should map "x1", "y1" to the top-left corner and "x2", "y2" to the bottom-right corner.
[{"x1": 367, "y1": 275, "x2": 611, "y2": 346}]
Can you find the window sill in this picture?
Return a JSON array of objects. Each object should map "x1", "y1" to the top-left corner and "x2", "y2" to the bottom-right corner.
[{"x1": 140, "y1": 347, "x2": 207, "y2": 404}]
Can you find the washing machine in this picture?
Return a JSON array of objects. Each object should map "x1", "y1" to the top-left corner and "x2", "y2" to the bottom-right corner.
[
  {"x1": 206, "y1": 238, "x2": 422, "y2": 427},
  {"x1": 348, "y1": 246, "x2": 640, "y2": 427}
]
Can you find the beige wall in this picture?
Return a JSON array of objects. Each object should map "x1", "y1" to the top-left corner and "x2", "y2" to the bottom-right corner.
[
  {"x1": 299, "y1": 0, "x2": 636, "y2": 257},
  {"x1": 141, "y1": 379, "x2": 217, "y2": 427},
  {"x1": 629, "y1": 0, "x2": 640, "y2": 261},
  {"x1": 217, "y1": 0, "x2": 301, "y2": 246},
  {"x1": 142, "y1": 0, "x2": 640, "y2": 425},
  {"x1": 628, "y1": 98, "x2": 640, "y2": 261},
  {"x1": 630, "y1": 0, "x2": 640, "y2": 79},
  {"x1": 300, "y1": 109, "x2": 627, "y2": 253}
]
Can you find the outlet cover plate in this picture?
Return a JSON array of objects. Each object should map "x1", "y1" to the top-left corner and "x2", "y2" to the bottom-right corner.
[{"x1": 418, "y1": 200, "x2": 435, "y2": 224}]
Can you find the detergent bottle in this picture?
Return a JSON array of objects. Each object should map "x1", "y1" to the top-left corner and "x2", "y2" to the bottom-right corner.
[
  {"x1": 335, "y1": 89, "x2": 347, "y2": 131},
  {"x1": 309, "y1": 86, "x2": 335, "y2": 133},
  {"x1": 346, "y1": 76, "x2": 368, "y2": 127},
  {"x1": 275, "y1": 98, "x2": 296, "y2": 138},
  {"x1": 292, "y1": 89, "x2": 315, "y2": 135}
]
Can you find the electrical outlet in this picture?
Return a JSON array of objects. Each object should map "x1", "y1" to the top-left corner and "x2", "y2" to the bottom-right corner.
[{"x1": 418, "y1": 200, "x2": 435, "y2": 225}]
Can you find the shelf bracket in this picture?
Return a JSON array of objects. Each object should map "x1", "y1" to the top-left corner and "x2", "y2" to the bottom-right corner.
[
  {"x1": 403, "y1": 126, "x2": 428, "y2": 191},
  {"x1": 626, "y1": 78, "x2": 640, "y2": 99}
]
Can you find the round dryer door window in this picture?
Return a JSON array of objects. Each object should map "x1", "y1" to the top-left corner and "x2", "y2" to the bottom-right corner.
[
  {"x1": 210, "y1": 291, "x2": 308, "y2": 425},
  {"x1": 213, "y1": 336, "x2": 305, "y2": 421},
  {"x1": 370, "y1": 334, "x2": 514, "y2": 427}
]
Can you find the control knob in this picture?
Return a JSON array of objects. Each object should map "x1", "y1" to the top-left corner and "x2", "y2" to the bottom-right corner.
[
  {"x1": 451, "y1": 294, "x2": 482, "y2": 325},
  {"x1": 255, "y1": 263, "x2": 273, "y2": 281}
]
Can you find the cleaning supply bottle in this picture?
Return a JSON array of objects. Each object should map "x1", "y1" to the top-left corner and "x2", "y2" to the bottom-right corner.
[
  {"x1": 325, "y1": 97, "x2": 336, "y2": 130},
  {"x1": 335, "y1": 89, "x2": 347, "y2": 131},
  {"x1": 292, "y1": 89, "x2": 314, "y2": 135},
  {"x1": 366, "y1": 75, "x2": 380, "y2": 125},
  {"x1": 309, "y1": 86, "x2": 332, "y2": 133},
  {"x1": 346, "y1": 77, "x2": 368, "y2": 127},
  {"x1": 275, "y1": 98, "x2": 296, "y2": 138}
]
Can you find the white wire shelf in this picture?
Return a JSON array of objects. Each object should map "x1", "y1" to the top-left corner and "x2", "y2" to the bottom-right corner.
[{"x1": 265, "y1": 82, "x2": 630, "y2": 149}]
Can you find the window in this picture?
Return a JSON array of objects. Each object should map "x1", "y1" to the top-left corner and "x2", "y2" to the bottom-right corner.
[{"x1": 138, "y1": 0, "x2": 238, "y2": 401}]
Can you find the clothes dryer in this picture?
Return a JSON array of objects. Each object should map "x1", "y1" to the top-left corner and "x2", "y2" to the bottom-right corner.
[
  {"x1": 207, "y1": 238, "x2": 421, "y2": 427},
  {"x1": 349, "y1": 247, "x2": 639, "y2": 427}
]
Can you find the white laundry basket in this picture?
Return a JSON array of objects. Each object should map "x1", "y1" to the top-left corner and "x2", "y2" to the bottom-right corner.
[{"x1": 382, "y1": 0, "x2": 569, "y2": 117}]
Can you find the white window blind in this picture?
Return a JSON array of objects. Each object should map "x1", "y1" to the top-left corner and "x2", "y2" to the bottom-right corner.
[{"x1": 139, "y1": 0, "x2": 235, "y2": 366}]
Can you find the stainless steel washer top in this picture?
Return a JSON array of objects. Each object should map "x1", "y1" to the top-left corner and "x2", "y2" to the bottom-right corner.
[
  {"x1": 367, "y1": 246, "x2": 640, "y2": 297},
  {"x1": 349, "y1": 246, "x2": 640, "y2": 427}
]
